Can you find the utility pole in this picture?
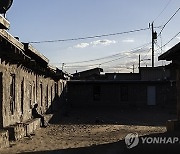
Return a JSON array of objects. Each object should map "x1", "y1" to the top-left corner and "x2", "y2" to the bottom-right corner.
[
  {"x1": 151, "y1": 23, "x2": 154, "y2": 68},
  {"x1": 133, "y1": 64, "x2": 134, "y2": 73},
  {"x1": 62, "y1": 63, "x2": 65, "y2": 71},
  {"x1": 139, "y1": 54, "x2": 141, "y2": 73},
  {"x1": 151, "y1": 22, "x2": 157, "y2": 68}
]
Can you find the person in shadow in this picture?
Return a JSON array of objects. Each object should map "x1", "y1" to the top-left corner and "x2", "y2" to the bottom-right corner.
[{"x1": 32, "y1": 104, "x2": 46, "y2": 128}]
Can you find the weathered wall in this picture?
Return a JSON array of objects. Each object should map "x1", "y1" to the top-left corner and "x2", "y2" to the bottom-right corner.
[
  {"x1": 68, "y1": 81, "x2": 176, "y2": 108},
  {"x1": 140, "y1": 68, "x2": 172, "y2": 81},
  {"x1": 0, "y1": 60, "x2": 67, "y2": 128},
  {"x1": 105, "y1": 73, "x2": 140, "y2": 80}
]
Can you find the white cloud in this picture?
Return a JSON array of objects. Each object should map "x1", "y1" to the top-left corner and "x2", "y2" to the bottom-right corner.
[
  {"x1": 177, "y1": 37, "x2": 180, "y2": 40},
  {"x1": 74, "y1": 43, "x2": 90, "y2": 48},
  {"x1": 122, "y1": 39, "x2": 135, "y2": 43},
  {"x1": 163, "y1": 45, "x2": 172, "y2": 51},
  {"x1": 74, "y1": 39, "x2": 116, "y2": 48},
  {"x1": 91, "y1": 39, "x2": 117, "y2": 46}
]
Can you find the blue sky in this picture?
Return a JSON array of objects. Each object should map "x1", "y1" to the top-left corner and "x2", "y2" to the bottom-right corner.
[{"x1": 6, "y1": 0, "x2": 180, "y2": 73}]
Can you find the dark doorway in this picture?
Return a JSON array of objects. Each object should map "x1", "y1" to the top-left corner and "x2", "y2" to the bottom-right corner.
[
  {"x1": 20, "y1": 78, "x2": 24, "y2": 114},
  {"x1": 0, "y1": 72, "x2": 3, "y2": 128},
  {"x1": 40, "y1": 83, "x2": 43, "y2": 107}
]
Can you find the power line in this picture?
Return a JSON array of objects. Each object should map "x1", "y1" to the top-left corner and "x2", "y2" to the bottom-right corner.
[
  {"x1": 62, "y1": 43, "x2": 151, "y2": 68},
  {"x1": 29, "y1": 27, "x2": 150, "y2": 44},
  {"x1": 64, "y1": 53, "x2": 123, "y2": 65},
  {"x1": 94, "y1": 44, "x2": 151, "y2": 66},
  {"x1": 158, "y1": 7, "x2": 180, "y2": 37},
  {"x1": 154, "y1": 31, "x2": 180, "y2": 53},
  {"x1": 63, "y1": 47, "x2": 152, "y2": 72},
  {"x1": 61, "y1": 42, "x2": 151, "y2": 64},
  {"x1": 161, "y1": 31, "x2": 180, "y2": 48},
  {"x1": 153, "y1": 0, "x2": 173, "y2": 22},
  {"x1": 103, "y1": 65, "x2": 133, "y2": 70}
]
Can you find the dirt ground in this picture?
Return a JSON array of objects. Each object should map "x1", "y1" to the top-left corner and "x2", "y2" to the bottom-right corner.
[{"x1": 1, "y1": 106, "x2": 180, "y2": 154}]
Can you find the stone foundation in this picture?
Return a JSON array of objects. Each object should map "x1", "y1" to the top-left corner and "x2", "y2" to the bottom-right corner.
[
  {"x1": 5, "y1": 118, "x2": 41, "y2": 141},
  {"x1": 4, "y1": 114, "x2": 53, "y2": 141},
  {"x1": 5, "y1": 123, "x2": 26, "y2": 141},
  {"x1": 25, "y1": 118, "x2": 41, "y2": 136},
  {"x1": 0, "y1": 130, "x2": 9, "y2": 149},
  {"x1": 0, "y1": 114, "x2": 53, "y2": 149}
]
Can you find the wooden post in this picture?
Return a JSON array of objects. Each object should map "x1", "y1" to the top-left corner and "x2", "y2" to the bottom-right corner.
[
  {"x1": 177, "y1": 68, "x2": 180, "y2": 120},
  {"x1": 151, "y1": 23, "x2": 154, "y2": 68},
  {"x1": 139, "y1": 54, "x2": 141, "y2": 73}
]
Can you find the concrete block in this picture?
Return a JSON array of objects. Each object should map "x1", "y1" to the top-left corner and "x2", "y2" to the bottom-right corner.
[
  {"x1": 25, "y1": 121, "x2": 34, "y2": 136},
  {"x1": 5, "y1": 123, "x2": 26, "y2": 141},
  {"x1": 33, "y1": 118, "x2": 41, "y2": 132},
  {"x1": 44, "y1": 114, "x2": 53, "y2": 123},
  {"x1": 0, "y1": 130, "x2": 9, "y2": 149},
  {"x1": 25, "y1": 118, "x2": 40, "y2": 136}
]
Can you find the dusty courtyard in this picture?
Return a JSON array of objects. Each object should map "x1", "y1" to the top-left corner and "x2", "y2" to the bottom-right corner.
[{"x1": 0, "y1": 106, "x2": 180, "y2": 154}]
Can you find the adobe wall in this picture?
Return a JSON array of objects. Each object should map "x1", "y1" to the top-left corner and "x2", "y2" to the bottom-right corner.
[
  {"x1": 0, "y1": 60, "x2": 66, "y2": 128},
  {"x1": 67, "y1": 81, "x2": 176, "y2": 108}
]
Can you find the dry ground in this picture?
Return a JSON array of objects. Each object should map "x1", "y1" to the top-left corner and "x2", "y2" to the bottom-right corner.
[{"x1": 0, "y1": 106, "x2": 180, "y2": 154}]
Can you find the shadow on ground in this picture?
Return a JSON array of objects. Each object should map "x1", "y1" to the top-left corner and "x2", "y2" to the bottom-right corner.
[
  {"x1": 49, "y1": 106, "x2": 176, "y2": 127},
  {"x1": 21, "y1": 131, "x2": 180, "y2": 154}
]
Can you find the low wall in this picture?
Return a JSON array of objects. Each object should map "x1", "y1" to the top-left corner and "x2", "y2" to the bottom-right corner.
[
  {"x1": 0, "y1": 130, "x2": 9, "y2": 149},
  {"x1": 0, "y1": 114, "x2": 53, "y2": 150},
  {"x1": 5, "y1": 118, "x2": 40, "y2": 141}
]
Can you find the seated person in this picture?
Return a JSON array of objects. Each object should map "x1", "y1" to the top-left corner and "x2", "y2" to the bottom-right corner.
[{"x1": 32, "y1": 104, "x2": 46, "y2": 127}]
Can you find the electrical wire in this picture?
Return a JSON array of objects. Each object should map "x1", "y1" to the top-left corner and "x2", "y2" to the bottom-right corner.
[
  {"x1": 29, "y1": 27, "x2": 150, "y2": 44},
  {"x1": 61, "y1": 42, "x2": 151, "y2": 65},
  {"x1": 62, "y1": 43, "x2": 151, "y2": 68},
  {"x1": 92, "y1": 44, "x2": 151, "y2": 66},
  {"x1": 56, "y1": 28, "x2": 179, "y2": 71},
  {"x1": 158, "y1": 7, "x2": 180, "y2": 37},
  {"x1": 153, "y1": 0, "x2": 173, "y2": 22},
  {"x1": 141, "y1": 48, "x2": 151, "y2": 61},
  {"x1": 155, "y1": 31, "x2": 180, "y2": 53},
  {"x1": 161, "y1": 31, "x2": 180, "y2": 48}
]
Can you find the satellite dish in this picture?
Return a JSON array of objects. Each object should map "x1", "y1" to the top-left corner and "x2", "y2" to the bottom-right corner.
[{"x1": 0, "y1": 0, "x2": 13, "y2": 14}]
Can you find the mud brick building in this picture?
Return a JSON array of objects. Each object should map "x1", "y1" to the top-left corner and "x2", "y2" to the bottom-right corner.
[
  {"x1": 0, "y1": 15, "x2": 67, "y2": 129},
  {"x1": 159, "y1": 42, "x2": 180, "y2": 122},
  {"x1": 68, "y1": 80, "x2": 176, "y2": 108},
  {"x1": 69, "y1": 65, "x2": 176, "y2": 108},
  {"x1": 72, "y1": 68, "x2": 103, "y2": 80}
]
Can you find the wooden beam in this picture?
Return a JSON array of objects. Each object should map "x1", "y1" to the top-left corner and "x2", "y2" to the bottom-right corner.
[{"x1": 177, "y1": 68, "x2": 180, "y2": 120}]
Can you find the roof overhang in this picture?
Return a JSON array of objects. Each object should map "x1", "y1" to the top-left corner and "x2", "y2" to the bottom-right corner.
[
  {"x1": 0, "y1": 15, "x2": 10, "y2": 29},
  {"x1": 159, "y1": 42, "x2": 180, "y2": 61},
  {"x1": 0, "y1": 29, "x2": 24, "y2": 51},
  {"x1": 23, "y1": 43, "x2": 49, "y2": 64}
]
